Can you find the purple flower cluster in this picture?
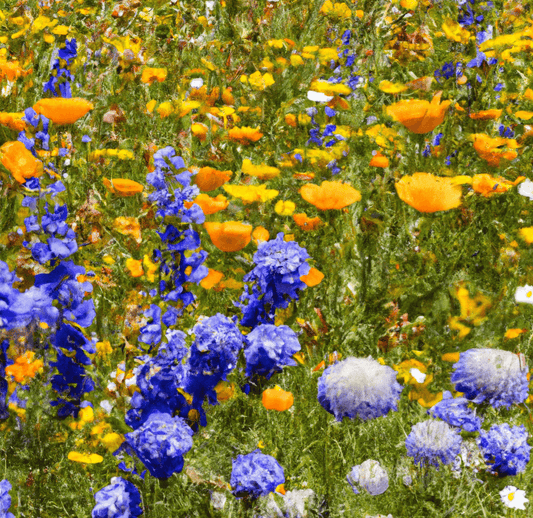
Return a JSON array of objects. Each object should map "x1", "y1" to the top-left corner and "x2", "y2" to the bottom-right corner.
[
  {"x1": 230, "y1": 449, "x2": 285, "y2": 500},
  {"x1": 427, "y1": 391, "x2": 482, "y2": 432},
  {"x1": 91, "y1": 477, "x2": 142, "y2": 518},
  {"x1": 0, "y1": 479, "x2": 15, "y2": 518},
  {"x1": 44, "y1": 38, "x2": 78, "y2": 98},
  {"x1": 237, "y1": 232, "x2": 311, "y2": 328}
]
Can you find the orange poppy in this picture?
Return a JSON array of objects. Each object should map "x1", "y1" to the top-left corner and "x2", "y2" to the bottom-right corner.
[
  {"x1": 300, "y1": 267, "x2": 324, "y2": 287},
  {"x1": 471, "y1": 133, "x2": 519, "y2": 167},
  {"x1": 300, "y1": 181, "x2": 361, "y2": 210},
  {"x1": 204, "y1": 221, "x2": 252, "y2": 252},
  {"x1": 140, "y1": 67, "x2": 167, "y2": 84},
  {"x1": 185, "y1": 193, "x2": 229, "y2": 215},
  {"x1": 262, "y1": 386, "x2": 294, "y2": 411},
  {"x1": 103, "y1": 178, "x2": 144, "y2": 196},
  {"x1": 200, "y1": 268, "x2": 224, "y2": 289},
  {"x1": 469, "y1": 109, "x2": 502, "y2": 120},
  {"x1": 0, "y1": 141, "x2": 44, "y2": 184},
  {"x1": 0, "y1": 112, "x2": 27, "y2": 132},
  {"x1": 194, "y1": 166, "x2": 233, "y2": 192},
  {"x1": 215, "y1": 381, "x2": 235, "y2": 402},
  {"x1": 227, "y1": 126, "x2": 263, "y2": 144},
  {"x1": 369, "y1": 151, "x2": 389, "y2": 168},
  {"x1": 293, "y1": 213, "x2": 323, "y2": 231},
  {"x1": 252, "y1": 226, "x2": 270, "y2": 245},
  {"x1": 33, "y1": 98, "x2": 94, "y2": 125},
  {"x1": 0, "y1": 59, "x2": 29, "y2": 81},
  {"x1": 395, "y1": 173, "x2": 462, "y2": 213},
  {"x1": 386, "y1": 92, "x2": 451, "y2": 134}
]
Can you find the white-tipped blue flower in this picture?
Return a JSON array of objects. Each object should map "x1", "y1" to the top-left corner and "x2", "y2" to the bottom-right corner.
[
  {"x1": 450, "y1": 348, "x2": 528, "y2": 409},
  {"x1": 405, "y1": 419, "x2": 462, "y2": 469},
  {"x1": 428, "y1": 391, "x2": 482, "y2": 432},
  {"x1": 317, "y1": 356, "x2": 402, "y2": 422},
  {"x1": 347, "y1": 460, "x2": 389, "y2": 496}
]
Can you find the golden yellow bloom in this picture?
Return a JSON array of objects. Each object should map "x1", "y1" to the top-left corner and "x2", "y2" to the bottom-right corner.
[
  {"x1": 469, "y1": 109, "x2": 503, "y2": 120},
  {"x1": 223, "y1": 184, "x2": 279, "y2": 204},
  {"x1": 448, "y1": 284, "x2": 491, "y2": 338},
  {"x1": 378, "y1": 80, "x2": 407, "y2": 94},
  {"x1": 227, "y1": 126, "x2": 263, "y2": 144},
  {"x1": 141, "y1": 67, "x2": 167, "y2": 85},
  {"x1": 275, "y1": 200, "x2": 296, "y2": 216},
  {"x1": 5, "y1": 351, "x2": 43, "y2": 383},
  {"x1": 441, "y1": 352, "x2": 460, "y2": 362},
  {"x1": 143, "y1": 255, "x2": 159, "y2": 283},
  {"x1": 95, "y1": 340, "x2": 113, "y2": 358},
  {"x1": 68, "y1": 452, "x2": 103, "y2": 464},
  {"x1": 504, "y1": 328, "x2": 527, "y2": 339},
  {"x1": 240, "y1": 71, "x2": 275, "y2": 90},
  {"x1": 156, "y1": 101, "x2": 174, "y2": 118},
  {"x1": 0, "y1": 112, "x2": 26, "y2": 131},
  {"x1": 126, "y1": 258, "x2": 144, "y2": 277},
  {"x1": 99, "y1": 433, "x2": 124, "y2": 453},
  {"x1": 242, "y1": 159, "x2": 280, "y2": 180},
  {"x1": 191, "y1": 123, "x2": 209, "y2": 141},
  {"x1": 471, "y1": 133, "x2": 519, "y2": 167},
  {"x1": 310, "y1": 80, "x2": 352, "y2": 96},
  {"x1": 320, "y1": 0, "x2": 352, "y2": 18},
  {"x1": 114, "y1": 217, "x2": 141, "y2": 243},
  {"x1": 215, "y1": 381, "x2": 235, "y2": 402},
  {"x1": 441, "y1": 19, "x2": 470, "y2": 43}
]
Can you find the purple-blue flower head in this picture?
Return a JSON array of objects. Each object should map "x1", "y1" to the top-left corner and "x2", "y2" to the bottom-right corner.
[
  {"x1": 244, "y1": 324, "x2": 300, "y2": 380},
  {"x1": 231, "y1": 449, "x2": 285, "y2": 500},
  {"x1": 125, "y1": 411, "x2": 194, "y2": 479},
  {"x1": 427, "y1": 390, "x2": 482, "y2": 432},
  {"x1": 317, "y1": 356, "x2": 402, "y2": 422},
  {"x1": 0, "y1": 479, "x2": 15, "y2": 518},
  {"x1": 477, "y1": 423, "x2": 530, "y2": 477},
  {"x1": 405, "y1": 419, "x2": 462, "y2": 469},
  {"x1": 91, "y1": 477, "x2": 143, "y2": 518},
  {"x1": 450, "y1": 348, "x2": 528, "y2": 409}
]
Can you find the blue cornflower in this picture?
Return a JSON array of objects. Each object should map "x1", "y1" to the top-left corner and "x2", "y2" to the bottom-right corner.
[
  {"x1": 0, "y1": 479, "x2": 15, "y2": 518},
  {"x1": 138, "y1": 305, "x2": 162, "y2": 347},
  {"x1": 91, "y1": 477, "x2": 143, "y2": 518},
  {"x1": 450, "y1": 348, "x2": 528, "y2": 409},
  {"x1": 477, "y1": 423, "x2": 531, "y2": 477},
  {"x1": 317, "y1": 356, "x2": 402, "y2": 422},
  {"x1": 125, "y1": 411, "x2": 194, "y2": 479},
  {"x1": 238, "y1": 233, "x2": 311, "y2": 327},
  {"x1": 231, "y1": 449, "x2": 285, "y2": 500},
  {"x1": 405, "y1": 419, "x2": 462, "y2": 469},
  {"x1": 427, "y1": 391, "x2": 482, "y2": 432},
  {"x1": 244, "y1": 324, "x2": 300, "y2": 380},
  {"x1": 82, "y1": 135, "x2": 92, "y2": 143},
  {"x1": 499, "y1": 125, "x2": 515, "y2": 138}
]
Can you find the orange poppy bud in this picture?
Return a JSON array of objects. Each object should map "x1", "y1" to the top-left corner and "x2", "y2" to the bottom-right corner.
[
  {"x1": 194, "y1": 166, "x2": 233, "y2": 192},
  {"x1": 252, "y1": 226, "x2": 270, "y2": 245},
  {"x1": 386, "y1": 92, "x2": 451, "y2": 134},
  {"x1": 0, "y1": 141, "x2": 44, "y2": 183},
  {"x1": 369, "y1": 151, "x2": 389, "y2": 168},
  {"x1": 102, "y1": 178, "x2": 144, "y2": 196},
  {"x1": 200, "y1": 268, "x2": 224, "y2": 289},
  {"x1": 33, "y1": 97, "x2": 94, "y2": 125},
  {"x1": 300, "y1": 181, "x2": 361, "y2": 210},
  {"x1": 293, "y1": 213, "x2": 322, "y2": 231},
  {"x1": 204, "y1": 221, "x2": 252, "y2": 252},
  {"x1": 469, "y1": 109, "x2": 502, "y2": 120},
  {"x1": 185, "y1": 193, "x2": 229, "y2": 215},
  {"x1": 262, "y1": 386, "x2": 294, "y2": 411},
  {"x1": 395, "y1": 173, "x2": 462, "y2": 213},
  {"x1": 227, "y1": 126, "x2": 263, "y2": 144},
  {"x1": 300, "y1": 267, "x2": 324, "y2": 287}
]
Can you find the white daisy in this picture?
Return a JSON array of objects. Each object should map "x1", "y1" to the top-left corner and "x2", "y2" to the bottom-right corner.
[{"x1": 500, "y1": 486, "x2": 528, "y2": 510}]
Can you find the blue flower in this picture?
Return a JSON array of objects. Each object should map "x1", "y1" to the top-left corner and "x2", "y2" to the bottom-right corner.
[
  {"x1": 231, "y1": 449, "x2": 285, "y2": 500},
  {"x1": 317, "y1": 356, "x2": 402, "y2": 422},
  {"x1": 244, "y1": 324, "x2": 300, "y2": 380},
  {"x1": 477, "y1": 424, "x2": 531, "y2": 477},
  {"x1": 427, "y1": 391, "x2": 482, "y2": 432},
  {"x1": 0, "y1": 341, "x2": 11, "y2": 421},
  {"x1": 347, "y1": 460, "x2": 389, "y2": 496},
  {"x1": 91, "y1": 477, "x2": 142, "y2": 518},
  {"x1": 450, "y1": 348, "x2": 528, "y2": 409},
  {"x1": 405, "y1": 419, "x2": 462, "y2": 469},
  {"x1": 125, "y1": 411, "x2": 194, "y2": 479},
  {"x1": 0, "y1": 479, "x2": 15, "y2": 518}
]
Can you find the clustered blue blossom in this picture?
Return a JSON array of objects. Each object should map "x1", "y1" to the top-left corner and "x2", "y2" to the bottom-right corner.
[
  {"x1": 244, "y1": 324, "x2": 300, "y2": 380},
  {"x1": 428, "y1": 390, "x2": 482, "y2": 432},
  {"x1": 124, "y1": 411, "x2": 194, "y2": 479},
  {"x1": 18, "y1": 108, "x2": 50, "y2": 158},
  {"x1": 230, "y1": 449, "x2": 285, "y2": 500},
  {"x1": 0, "y1": 479, "x2": 15, "y2": 518},
  {"x1": 185, "y1": 314, "x2": 244, "y2": 418},
  {"x1": 317, "y1": 356, "x2": 402, "y2": 422},
  {"x1": 405, "y1": 419, "x2": 463, "y2": 469},
  {"x1": 450, "y1": 348, "x2": 529, "y2": 409},
  {"x1": 476, "y1": 423, "x2": 531, "y2": 477},
  {"x1": 91, "y1": 477, "x2": 143, "y2": 518},
  {"x1": 44, "y1": 38, "x2": 78, "y2": 97},
  {"x1": 237, "y1": 232, "x2": 311, "y2": 328}
]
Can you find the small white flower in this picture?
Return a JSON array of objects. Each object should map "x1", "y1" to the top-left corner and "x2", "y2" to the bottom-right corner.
[
  {"x1": 500, "y1": 486, "x2": 528, "y2": 510},
  {"x1": 210, "y1": 491, "x2": 226, "y2": 510},
  {"x1": 515, "y1": 285, "x2": 533, "y2": 305},
  {"x1": 409, "y1": 368, "x2": 426, "y2": 383},
  {"x1": 307, "y1": 90, "x2": 333, "y2": 103},
  {"x1": 190, "y1": 78, "x2": 204, "y2": 89},
  {"x1": 100, "y1": 400, "x2": 114, "y2": 414},
  {"x1": 518, "y1": 178, "x2": 533, "y2": 200}
]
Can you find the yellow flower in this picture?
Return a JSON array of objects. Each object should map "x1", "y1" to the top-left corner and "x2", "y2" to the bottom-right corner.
[
  {"x1": 223, "y1": 184, "x2": 279, "y2": 204},
  {"x1": 290, "y1": 54, "x2": 305, "y2": 66},
  {"x1": 156, "y1": 102, "x2": 174, "y2": 118},
  {"x1": 191, "y1": 123, "x2": 208, "y2": 141},
  {"x1": 96, "y1": 340, "x2": 113, "y2": 358},
  {"x1": 379, "y1": 80, "x2": 407, "y2": 94},
  {"x1": 240, "y1": 71, "x2": 275, "y2": 90},
  {"x1": 448, "y1": 285, "x2": 491, "y2": 338},
  {"x1": 519, "y1": 227, "x2": 533, "y2": 244},
  {"x1": 309, "y1": 80, "x2": 352, "y2": 96},
  {"x1": 114, "y1": 217, "x2": 141, "y2": 243},
  {"x1": 441, "y1": 19, "x2": 470, "y2": 43},
  {"x1": 100, "y1": 433, "x2": 124, "y2": 453},
  {"x1": 68, "y1": 452, "x2": 103, "y2": 464},
  {"x1": 275, "y1": 200, "x2": 296, "y2": 216},
  {"x1": 146, "y1": 100, "x2": 157, "y2": 113},
  {"x1": 441, "y1": 352, "x2": 460, "y2": 362},
  {"x1": 320, "y1": 1, "x2": 352, "y2": 18},
  {"x1": 125, "y1": 258, "x2": 144, "y2": 278},
  {"x1": 505, "y1": 328, "x2": 527, "y2": 339},
  {"x1": 242, "y1": 159, "x2": 280, "y2": 180},
  {"x1": 143, "y1": 254, "x2": 159, "y2": 282}
]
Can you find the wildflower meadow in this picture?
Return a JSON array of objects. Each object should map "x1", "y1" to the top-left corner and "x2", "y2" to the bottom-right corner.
[{"x1": 1, "y1": 0, "x2": 533, "y2": 516}]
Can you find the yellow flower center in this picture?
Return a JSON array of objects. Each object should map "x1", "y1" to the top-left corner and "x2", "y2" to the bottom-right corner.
[{"x1": 508, "y1": 493, "x2": 515, "y2": 501}]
